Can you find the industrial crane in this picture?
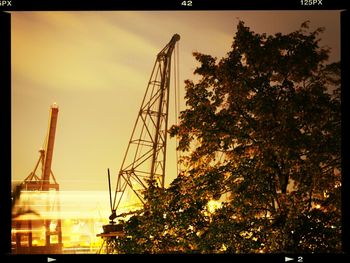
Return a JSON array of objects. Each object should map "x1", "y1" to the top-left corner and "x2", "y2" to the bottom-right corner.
[
  {"x1": 98, "y1": 34, "x2": 180, "y2": 253},
  {"x1": 12, "y1": 103, "x2": 62, "y2": 254},
  {"x1": 22, "y1": 103, "x2": 59, "y2": 191}
]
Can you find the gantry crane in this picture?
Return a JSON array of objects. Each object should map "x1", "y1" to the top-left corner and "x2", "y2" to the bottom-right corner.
[
  {"x1": 98, "y1": 34, "x2": 180, "y2": 253},
  {"x1": 12, "y1": 103, "x2": 63, "y2": 254}
]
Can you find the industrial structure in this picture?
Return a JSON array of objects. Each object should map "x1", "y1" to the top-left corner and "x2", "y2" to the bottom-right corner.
[
  {"x1": 98, "y1": 34, "x2": 180, "y2": 253},
  {"x1": 12, "y1": 103, "x2": 63, "y2": 254}
]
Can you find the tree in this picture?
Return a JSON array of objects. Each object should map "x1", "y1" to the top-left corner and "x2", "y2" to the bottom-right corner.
[{"x1": 116, "y1": 20, "x2": 341, "y2": 253}]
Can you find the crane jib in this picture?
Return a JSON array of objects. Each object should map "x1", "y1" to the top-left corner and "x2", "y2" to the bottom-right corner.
[{"x1": 108, "y1": 33, "x2": 180, "y2": 221}]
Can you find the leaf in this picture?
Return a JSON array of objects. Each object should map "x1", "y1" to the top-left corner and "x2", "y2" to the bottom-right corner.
[{"x1": 114, "y1": 19, "x2": 341, "y2": 254}]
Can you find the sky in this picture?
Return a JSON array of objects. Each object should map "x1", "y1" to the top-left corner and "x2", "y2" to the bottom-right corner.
[{"x1": 11, "y1": 11, "x2": 341, "y2": 197}]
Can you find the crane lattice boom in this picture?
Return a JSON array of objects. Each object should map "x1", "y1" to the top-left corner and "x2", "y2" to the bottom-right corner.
[{"x1": 111, "y1": 34, "x2": 180, "y2": 219}]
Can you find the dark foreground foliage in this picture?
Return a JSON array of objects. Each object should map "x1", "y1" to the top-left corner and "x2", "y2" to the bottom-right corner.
[{"x1": 115, "y1": 21, "x2": 341, "y2": 254}]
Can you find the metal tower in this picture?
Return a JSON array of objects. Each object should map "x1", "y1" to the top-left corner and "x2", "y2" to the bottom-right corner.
[
  {"x1": 111, "y1": 33, "x2": 180, "y2": 214},
  {"x1": 98, "y1": 34, "x2": 180, "y2": 253}
]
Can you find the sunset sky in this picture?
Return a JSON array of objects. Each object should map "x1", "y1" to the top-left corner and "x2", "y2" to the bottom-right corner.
[{"x1": 11, "y1": 11, "x2": 341, "y2": 197}]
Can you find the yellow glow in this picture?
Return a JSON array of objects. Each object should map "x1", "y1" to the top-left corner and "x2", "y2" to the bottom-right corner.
[
  {"x1": 239, "y1": 231, "x2": 253, "y2": 239},
  {"x1": 206, "y1": 199, "x2": 222, "y2": 214},
  {"x1": 324, "y1": 191, "x2": 330, "y2": 198},
  {"x1": 219, "y1": 243, "x2": 227, "y2": 252},
  {"x1": 12, "y1": 190, "x2": 142, "y2": 253}
]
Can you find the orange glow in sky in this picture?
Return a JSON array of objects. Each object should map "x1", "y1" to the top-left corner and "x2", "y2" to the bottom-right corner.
[{"x1": 11, "y1": 11, "x2": 340, "y2": 191}]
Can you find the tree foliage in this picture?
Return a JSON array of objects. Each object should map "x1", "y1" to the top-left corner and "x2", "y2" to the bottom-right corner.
[{"x1": 115, "y1": 21, "x2": 341, "y2": 253}]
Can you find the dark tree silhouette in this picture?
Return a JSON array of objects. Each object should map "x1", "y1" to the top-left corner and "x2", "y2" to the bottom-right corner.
[{"x1": 116, "y1": 21, "x2": 341, "y2": 253}]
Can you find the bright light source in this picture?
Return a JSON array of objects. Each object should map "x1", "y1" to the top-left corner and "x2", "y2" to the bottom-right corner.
[{"x1": 206, "y1": 199, "x2": 222, "y2": 214}]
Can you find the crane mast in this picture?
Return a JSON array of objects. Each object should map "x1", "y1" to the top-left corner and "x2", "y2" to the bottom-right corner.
[
  {"x1": 22, "y1": 103, "x2": 60, "y2": 191},
  {"x1": 110, "y1": 34, "x2": 180, "y2": 214},
  {"x1": 42, "y1": 103, "x2": 59, "y2": 190},
  {"x1": 150, "y1": 33, "x2": 180, "y2": 186},
  {"x1": 98, "y1": 36, "x2": 180, "y2": 251}
]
